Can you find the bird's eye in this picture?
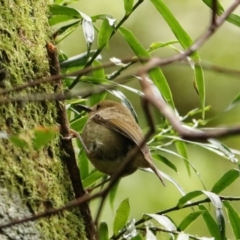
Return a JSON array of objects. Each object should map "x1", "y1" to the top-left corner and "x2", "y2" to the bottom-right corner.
[{"x1": 96, "y1": 104, "x2": 100, "y2": 110}]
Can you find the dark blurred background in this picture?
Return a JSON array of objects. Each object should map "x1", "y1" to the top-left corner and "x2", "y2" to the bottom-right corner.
[{"x1": 60, "y1": 0, "x2": 240, "y2": 238}]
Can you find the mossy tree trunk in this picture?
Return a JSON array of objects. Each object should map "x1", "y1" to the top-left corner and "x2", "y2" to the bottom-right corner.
[{"x1": 0, "y1": 1, "x2": 93, "y2": 239}]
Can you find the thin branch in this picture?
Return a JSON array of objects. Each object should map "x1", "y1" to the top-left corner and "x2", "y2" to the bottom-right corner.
[
  {"x1": 2, "y1": 80, "x2": 240, "y2": 140},
  {"x1": 2, "y1": 54, "x2": 240, "y2": 97},
  {"x1": 180, "y1": 61, "x2": 240, "y2": 77},
  {"x1": 141, "y1": 74, "x2": 240, "y2": 140},
  {"x1": 46, "y1": 44, "x2": 97, "y2": 240},
  {"x1": 0, "y1": 194, "x2": 92, "y2": 229},
  {"x1": 0, "y1": 57, "x2": 144, "y2": 96},
  {"x1": 211, "y1": 0, "x2": 218, "y2": 26}
]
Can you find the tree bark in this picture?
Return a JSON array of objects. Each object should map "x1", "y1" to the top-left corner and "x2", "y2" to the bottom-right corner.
[{"x1": 0, "y1": 1, "x2": 94, "y2": 239}]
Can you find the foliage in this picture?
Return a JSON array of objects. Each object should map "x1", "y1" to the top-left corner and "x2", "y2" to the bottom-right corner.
[
  {"x1": 46, "y1": 0, "x2": 240, "y2": 239},
  {"x1": 3, "y1": 0, "x2": 240, "y2": 239}
]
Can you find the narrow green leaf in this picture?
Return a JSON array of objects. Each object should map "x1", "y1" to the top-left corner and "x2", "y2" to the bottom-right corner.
[
  {"x1": 82, "y1": 170, "x2": 105, "y2": 188},
  {"x1": 208, "y1": 139, "x2": 238, "y2": 163},
  {"x1": 78, "y1": 151, "x2": 89, "y2": 180},
  {"x1": 98, "y1": 18, "x2": 113, "y2": 49},
  {"x1": 113, "y1": 198, "x2": 130, "y2": 235},
  {"x1": 148, "y1": 40, "x2": 178, "y2": 53},
  {"x1": 177, "y1": 190, "x2": 203, "y2": 208},
  {"x1": 150, "y1": 0, "x2": 205, "y2": 117},
  {"x1": 226, "y1": 13, "x2": 240, "y2": 27},
  {"x1": 199, "y1": 205, "x2": 221, "y2": 240},
  {"x1": 54, "y1": 0, "x2": 79, "y2": 5},
  {"x1": 178, "y1": 211, "x2": 204, "y2": 231},
  {"x1": 60, "y1": 51, "x2": 99, "y2": 69},
  {"x1": 175, "y1": 141, "x2": 190, "y2": 175},
  {"x1": 99, "y1": 222, "x2": 109, "y2": 240},
  {"x1": 154, "y1": 144, "x2": 207, "y2": 190},
  {"x1": 77, "y1": 76, "x2": 110, "y2": 84},
  {"x1": 55, "y1": 21, "x2": 80, "y2": 44},
  {"x1": 50, "y1": 5, "x2": 92, "y2": 23},
  {"x1": 89, "y1": 92, "x2": 107, "y2": 107},
  {"x1": 70, "y1": 115, "x2": 87, "y2": 132},
  {"x1": 150, "y1": 0, "x2": 193, "y2": 49},
  {"x1": 227, "y1": 92, "x2": 240, "y2": 110},
  {"x1": 117, "y1": 83, "x2": 143, "y2": 96},
  {"x1": 124, "y1": 0, "x2": 134, "y2": 15},
  {"x1": 146, "y1": 214, "x2": 176, "y2": 231},
  {"x1": 194, "y1": 65, "x2": 205, "y2": 118},
  {"x1": 201, "y1": 192, "x2": 225, "y2": 239},
  {"x1": 211, "y1": 169, "x2": 240, "y2": 194},
  {"x1": 119, "y1": 27, "x2": 174, "y2": 107},
  {"x1": 49, "y1": 15, "x2": 79, "y2": 26},
  {"x1": 89, "y1": 60, "x2": 107, "y2": 106},
  {"x1": 66, "y1": 98, "x2": 87, "y2": 106},
  {"x1": 153, "y1": 154, "x2": 177, "y2": 172},
  {"x1": 202, "y1": 0, "x2": 224, "y2": 12},
  {"x1": 49, "y1": 4, "x2": 82, "y2": 17},
  {"x1": 92, "y1": 60, "x2": 105, "y2": 79},
  {"x1": 216, "y1": 208, "x2": 226, "y2": 240},
  {"x1": 109, "y1": 180, "x2": 120, "y2": 209},
  {"x1": 224, "y1": 201, "x2": 240, "y2": 239},
  {"x1": 91, "y1": 14, "x2": 114, "y2": 22}
]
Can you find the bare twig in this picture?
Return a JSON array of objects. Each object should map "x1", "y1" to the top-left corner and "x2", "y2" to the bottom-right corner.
[
  {"x1": 1, "y1": 82, "x2": 240, "y2": 140},
  {"x1": 211, "y1": 0, "x2": 218, "y2": 26},
  {"x1": 181, "y1": 61, "x2": 240, "y2": 77},
  {"x1": 0, "y1": 194, "x2": 92, "y2": 229},
  {"x1": 2, "y1": 55, "x2": 240, "y2": 98},
  {"x1": 141, "y1": 73, "x2": 240, "y2": 140},
  {"x1": 0, "y1": 57, "x2": 144, "y2": 96}
]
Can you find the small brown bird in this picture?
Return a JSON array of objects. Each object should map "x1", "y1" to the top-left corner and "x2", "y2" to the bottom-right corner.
[{"x1": 81, "y1": 100, "x2": 164, "y2": 185}]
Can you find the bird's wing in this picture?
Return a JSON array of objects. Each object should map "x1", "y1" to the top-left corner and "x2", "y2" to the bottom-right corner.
[
  {"x1": 93, "y1": 113, "x2": 165, "y2": 186},
  {"x1": 92, "y1": 113, "x2": 149, "y2": 155}
]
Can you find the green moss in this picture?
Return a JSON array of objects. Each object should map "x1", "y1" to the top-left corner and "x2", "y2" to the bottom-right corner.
[{"x1": 0, "y1": 0, "x2": 86, "y2": 239}]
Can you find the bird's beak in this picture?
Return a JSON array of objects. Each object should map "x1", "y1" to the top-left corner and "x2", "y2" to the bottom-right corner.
[{"x1": 76, "y1": 104, "x2": 92, "y2": 112}]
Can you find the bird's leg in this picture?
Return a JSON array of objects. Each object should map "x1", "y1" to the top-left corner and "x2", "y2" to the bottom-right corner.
[{"x1": 66, "y1": 128, "x2": 92, "y2": 155}]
